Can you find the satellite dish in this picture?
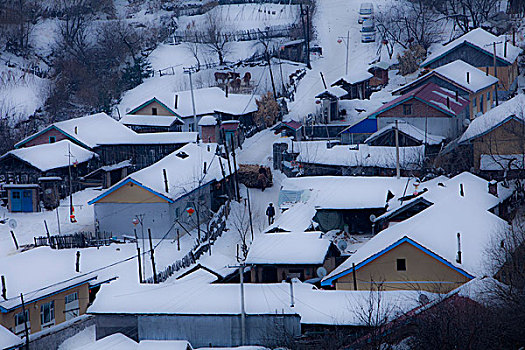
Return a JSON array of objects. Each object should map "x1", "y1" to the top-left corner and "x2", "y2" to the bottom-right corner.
[
  {"x1": 8, "y1": 219, "x2": 17, "y2": 229},
  {"x1": 316, "y1": 267, "x2": 327, "y2": 278},
  {"x1": 337, "y1": 240, "x2": 348, "y2": 252},
  {"x1": 369, "y1": 214, "x2": 377, "y2": 222},
  {"x1": 418, "y1": 293, "x2": 430, "y2": 305}
]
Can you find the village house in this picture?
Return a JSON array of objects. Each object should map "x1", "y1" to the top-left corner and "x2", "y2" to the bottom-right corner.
[
  {"x1": 88, "y1": 143, "x2": 233, "y2": 239},
  {"x1": 368, "y1": 62, "x2": 390, "y2": 90},
  {"x1": 458, "y1": 93, "x2": 525, "y2": 174},
  {"x1": 364, "y1": 122, "x2": 445, "y2": 148},
  {"x1": 338, "y1": 117, "x2": 378, "y2": 144},
  {"x1": 421, "y1": 28, "x2": 522, "y2": 99},
  {"x1": 245, "y1": 232, "x2": 340, "y2": 283},
  {"x1": 278, "y1": 140, "x2": 425, "y2": 177},
  {"x1": 393, "y1": 60, "x2": 498, "y2": 120},
  {"x1": 123, "y1": 87, "x2": 258, "y2": 134},
  {"x1": 369, "y1": 82, "x2": 470, "y2": 139},
  {"x1": 278, "y1": 176, "x2": 417, "y2": 234},
  {"x1": 321, "y1": 172, "x2": 514, "y2": 293},
  {"x1": 0, "y1": 140, "x2": 98, "y2": 211},
  {"x1": 272, "y1": 121, "x2": 304, "y2": 140},
  {"x1": 331, "y1": 71, "x2": 373, "y2": 100},
  {"x1": 13, "y1": 113, "x2": 198, "y2": 170}
]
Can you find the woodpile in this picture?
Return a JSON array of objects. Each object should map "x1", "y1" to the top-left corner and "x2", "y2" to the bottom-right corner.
[{"x1": 238, "y1": 164, "x2": 273, "y2": 188}]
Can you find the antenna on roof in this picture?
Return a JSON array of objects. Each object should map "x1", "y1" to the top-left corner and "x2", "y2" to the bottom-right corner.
[
  {"x1": 456, "y1": 232, "x2": 462, "y2": 264},
  {"x1": 1, "y1": 275, "x2": 6, "y2": 300}
]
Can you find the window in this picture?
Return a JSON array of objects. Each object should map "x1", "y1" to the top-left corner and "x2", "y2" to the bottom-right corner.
[
  {"x1": 151, "y1": 107, "x2": 158, "y2": 115},
  {"x1": 396, "y1": 258, "x2": 406, "y2": 271},
  {"x1": 65, "y1": 292, "x2": 79, "y2": 321},
  {"x1": 49, "y1": 136, "x2": 56, "y2": 143},
  {"x1": 14, "y1": 310, "x2": 29, "y2": 335},
  {"x1": 480, "y1": 94, "x2": 484, "y2": 114},
  {"x1": 40, "y1": 301, "x2": 55, "y2": 328},
  {"x1": 402, "y1": 104, "x2": 412, "y2": 115},
  {"x1": 487, "y1": 91, "x2": 491, "y2": 101},
  {"x1": 12, "y1": 191, "x2": 20, "y2": 199}
]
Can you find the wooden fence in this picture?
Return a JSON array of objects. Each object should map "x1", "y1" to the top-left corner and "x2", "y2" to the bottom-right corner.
[
  {"x1": 34, "y1": 231, "x2": 112, "y2": 249},
  {"x1": 143, "y1": 201, "x2": 231, "y2": 284}
]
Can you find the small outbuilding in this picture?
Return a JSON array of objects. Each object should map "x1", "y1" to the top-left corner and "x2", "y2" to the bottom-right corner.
[
  {"x1": 272, "y1": 121, "x2": 304, "y2": 140},
  {"x1": 4, "y1": 184, "x2": 40, "y2": 212},
  {"x1": 331, "y1": 72, "x2": 373, "y2": 100}
]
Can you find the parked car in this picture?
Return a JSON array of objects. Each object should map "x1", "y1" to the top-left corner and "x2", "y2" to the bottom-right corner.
[
  {"x1": 358, "y1": 2, "x2": 374, "y2": 24},
  {"x1": 361, "y1": 19, "x2": 376, "y2": 43}
]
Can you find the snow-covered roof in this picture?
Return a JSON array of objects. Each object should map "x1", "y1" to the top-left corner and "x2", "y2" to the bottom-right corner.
[
  {"x1": 459, "y1": 94, "x2": 525, "y2": 143},
  {"x1": 0, "y1": 325, "x2": 22, "y2": 350},
  {"x1": 245, "y1": 232, "x2": 331, "y2": 265},
  {"x1": 323, "y1": 172, "x2": 511, "y2": 285},
  {"x1": 422, "y1": 28, "x2": 521, "y2": 67},
  {"x1": 120, "y1": 114, "x2": 183, "y2": 127},
  {"x1": 88, "y1": 279, "x2": 429, "y2": 326},
  {"x1": 332, "y1": 71, "x2": 374, "y2": 85},
  {"x1": 394, "y1": 60, "x2": 498, "y2": 95},
  {"x1": 0, "y1": 140, "x2": 97, "y2": 172},
  {"x1": 315, "y1": 86, "x2": 348, "y2": 99},
  {"x1": 89, "y1": 143, "x2": 230, "y2": 204},
  {"x1": 198, "y1": 115, "x2": 217, "y2": 126},
  {"x1": 137, "y1": 340, "x2": 192, "y2": 350},
  {"x1": 365, "y1": 122, "x2": 446, "y2": 146},
  {"x1": 125, "y1": 87, "x2": 258, "y2": 118},
  {"x1": 15, "y1": 113, "x2": 137, "y2": 149},
  {"x1": 369, "y1": 82, "x2": 469, "y2": 119},
  {"x1": 293, "y1": 141, "x2": 425, "y2": 170},
  {"x1": 266, "y1": 201, "x2": 317, "y2": 233},
  {"x1": 15, "y1": 113, "x2": 197, "y2": 149},
  {"x1": 281, "y1": 176, "x2": 415, "y2": 210},
  {"x1": 77, "y1": 333, "x2": 137, "y2": 350}
]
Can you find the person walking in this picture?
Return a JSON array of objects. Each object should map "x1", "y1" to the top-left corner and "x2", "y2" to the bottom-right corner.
[
  {"x1": 266, "y1": 203, "x2": 276, "y2": 225},
  {"x1": 258, "y1": 165, "x2": 268, "y2": 191}
]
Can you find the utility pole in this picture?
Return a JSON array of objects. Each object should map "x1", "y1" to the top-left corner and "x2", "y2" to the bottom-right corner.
[
  {"x1": 134, "y1": 229, "x2": 143, "y2": 283},
  {"x1": 230, "y1": 134, "x2": 241, "y2": 201},
  {"x1": 184, "y1": 66, "x2": 199, "y2": 133},
  {"x1": 493, "y1": 42, "x2": 499, "y2": 106},
  {"x1": 148, "y1": 228, "x2": 158, "y2": 284},
  {"x1": 20, "y1": 293, "x2": 29, "y2": 350},
  {"x1": 395, "y1": 120, "x2": 400, "y2": 179},
  {"x1": 228, "y1": 262, "x2": 247, "y2": 345},
  {"x1": 67, "y1": 143, "x2": 74, "y2": 222},
  {"x1": 300, "y1": 4, "x2": 311, "y2": 69},
  {"x1": 246, "y1": 189, "x2": 254, "y2": 241},
  {"x1": 337, "y1": 31, "x2": 350, "y2": 75}
]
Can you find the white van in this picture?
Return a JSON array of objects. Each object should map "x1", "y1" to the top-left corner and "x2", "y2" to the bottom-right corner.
[
  {"x1": 361, "y1": 19, "x2": 376, "y2": 43},
  {"x1": 359, "y1": 2, "x2": 374, "y2": 24}
]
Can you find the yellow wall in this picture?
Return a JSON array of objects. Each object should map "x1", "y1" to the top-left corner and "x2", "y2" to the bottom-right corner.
[
  {"x1": 0, "y1": 283, "x2": 90, "y2": 335},
  {"x1": 472, "y1": 118, "x2": 525, "y2": 170},
  {"x1": 481, "y1": 62, "x2": 519, "y2": 92},
  {"x1": 335, "y1": 242, "x2": 470, "y2": 293},
  {"x1": 131, "y1": 100, "x2": 174, "y2": 116},
  {"x1": 96, "y1": 182, "x2": 168, "y2": 204},
  {"x1": 469, "y1": 85, "x2": 495, "y2": 120}
]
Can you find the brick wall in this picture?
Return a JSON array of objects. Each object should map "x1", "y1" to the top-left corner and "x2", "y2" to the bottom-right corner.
[
  {"x1": 23, "y1": 129, "x2": 68, "y2": 147},
  {"x1": 378, "y1": 98, "x2": 451, "y2": 119}
]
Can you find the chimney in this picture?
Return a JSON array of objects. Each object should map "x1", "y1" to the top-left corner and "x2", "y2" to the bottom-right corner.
[
  {"x1": 488, "y1": 180, "x2": 498, "y2": 197},
  {"x1": 456, "y1": 232, "x2": 462, "y2": 264},
  {"x1": 74, "y1": 126, "x2": 78, "y2": 134},
  {"x1": 203, "y1": 161, "x2": 207, "y2": 174},
  {"x1": 174, "y1": 94, "x2": 179, "y2": 109},
  {"x1": 455, "y1": 90, "x2": 459, "y2": 102},
  {"x1": 446, "y1": 97, "x2": 450, "y2": 109},
  {"x1": 459, "y1": 183, "x2": 464, "y2": 197},
  {"x1": 504, "y1": 40, "x2": 508, "y2": 57},
  {"x1": 225, "y1": 84, "x2": 229, "y2": 98},
  {"x1": 466, "y1": 72, "x2": 470, "y2": 84},
  {"x1": 486, "y1": 66, "x2": 489, "y2": 76},
  {"x1": 163, "y1": 169, "x2": 169, "y2": 193},
  {"x1": 1, "y1": 275, "x2": 6, "y2": 300}
]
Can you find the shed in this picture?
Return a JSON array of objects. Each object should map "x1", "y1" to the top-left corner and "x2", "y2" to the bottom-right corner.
[
  {"x1": 279, "y1": 39, "x2": 306, "y2": 63},
  {"x1": 198, "y1": 115, "x2": 218, "y2": 143},
  {"x1": 368, "y1": 61, "x2": 390, "y2": 89},
  {"x1": 339, "y1": 117, "x2": 378, "y2": 144},
  {"x1": 81, "y1": 160, "x2": 132, "y2": 189},
  {"x1": 315, "y1": 87, "x2": 348, "y2": 123},
  {"x1": 364, "y1": 122, "x2": 446, "y2": 147},
  {"x1": 272, "y1": 121, "x2": 303, "y2": 140},
  {"x1": 331, "y1": 72, "x2": 373, "y2": 100},
  {"x1": 245, "y1": 232, "x2": 340, "y2": 283},
  {"x1": 220, "y1": 120, "x2": 243, "y2": 150},
  {"x1": 3, "y1": 184, "x2": 39, "y2": 212}
]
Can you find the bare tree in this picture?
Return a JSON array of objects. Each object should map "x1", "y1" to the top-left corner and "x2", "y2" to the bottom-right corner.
[
  {"x1": 376, "y1": 0, "x2": 444, "y2": 51},
  {"x1": 0, "y1": 0, "x2": 42, "y2": 53},
  {"x1": 433, "y1": 0, "x2": 500, "y2": 33},
  {"x1": 202, "y1": 11, "x2": 231, "y2": 65}
]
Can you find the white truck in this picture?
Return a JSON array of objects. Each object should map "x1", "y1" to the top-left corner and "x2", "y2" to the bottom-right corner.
[{"x1": 358, "y1": 2, "x2": 374, "y2": 24}]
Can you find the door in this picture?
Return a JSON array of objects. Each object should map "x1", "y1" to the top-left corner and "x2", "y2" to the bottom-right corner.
[
  {"x1": 10, "y1": 190, "x2": 22, "y2": 212},
  {"x1": 22, "y1": 190, "x2": 33, "y2": 212}
]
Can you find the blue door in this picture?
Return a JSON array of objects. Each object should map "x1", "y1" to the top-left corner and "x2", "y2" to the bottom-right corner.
[
  {"x1": 22, "y1": 190, "x2": 33, "y2": 212},
  {"x1": 11, "y1": 190, "x2": 22, "y2": 212}
]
